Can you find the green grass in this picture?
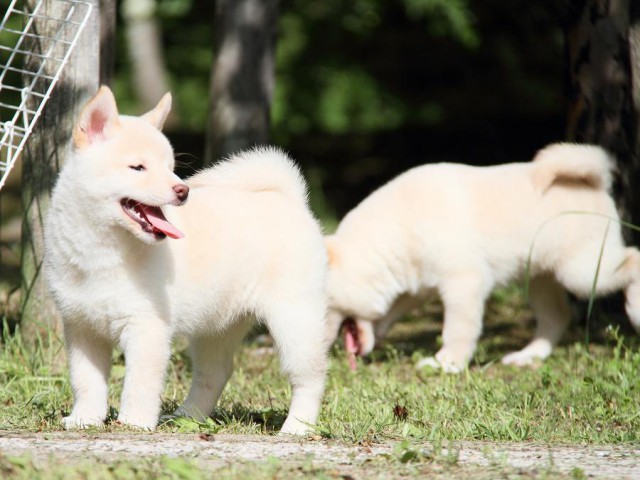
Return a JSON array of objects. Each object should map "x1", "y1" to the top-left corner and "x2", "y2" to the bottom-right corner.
[
  {"x1": 0, "y1": 454, "x2": 332, "y2": 480},
  {"x1": 0, "y1": 449, "x2": 572, "y2": 480},
  {"x1": 1, "y1": 286, "x2": 639, "y2": 478}
]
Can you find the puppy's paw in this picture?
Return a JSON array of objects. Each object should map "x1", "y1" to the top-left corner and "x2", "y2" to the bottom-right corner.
[
  {"x1": 415, "y1": 356, "x2": 441, "y2": 371},
  {"x1": 158, "y1": 413, "x2": 177, "y2": 424},
  {"x1": 415, "y1": 356, "x2": 462, "y2": 374},
  {"x1": 501, "y1": 350, "x2": 539, "y2": 367},
  {"x1": 279, "y1": 418, "x2": 312, "y2": 436},
  {"x1": 169, "y1": 405, "x2": 207, "y2": 422},
  {"x1": 117, "y1": 412, "x2": 157, "y2": 431},
  {"x1": 62, "y1": 413, "x2": 104, "y2": 430},
  {"x1": 502, "y1": 341, "x2": 550, "y2": 367}
]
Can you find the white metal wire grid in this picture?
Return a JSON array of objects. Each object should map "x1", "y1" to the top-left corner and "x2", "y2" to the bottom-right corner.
[{"x1": 0, "y1": 0, "x2": 92, "y2": 190}]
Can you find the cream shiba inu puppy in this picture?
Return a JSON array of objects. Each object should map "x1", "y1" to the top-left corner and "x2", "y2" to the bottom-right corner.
[
  {"x1": 325, "y1": 144, "x2": 640, "y2": 372},
  {"x1": 44, "y1": 86, "x2": 328, "y2": 433}
]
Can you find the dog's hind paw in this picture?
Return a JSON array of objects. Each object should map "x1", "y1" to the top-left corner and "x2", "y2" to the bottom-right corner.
[
  {"x1": 501, "y1": 341, "x2": 550, "y2": 367},
  {"x1": 501, "y1": 350, "x2": 540, "y2": 367},
  {"x1": 117, "y1": 411, "x2": 158, "y2": 430},
  {"x1": 169, "y1": 405, "x2": 208, "y2": 422},
  {"x1": 62, "y1": 414, "x2": 104, "y2": 430},
  {"x1": 158, "y1": 413, "x2": 178, "y2": 424},
  {"x1": 280, "y1": 418, "x2": 313, "y2": 436},
  {"x1": 415, "y1": 356, "x2": 462, "y2": 374}
]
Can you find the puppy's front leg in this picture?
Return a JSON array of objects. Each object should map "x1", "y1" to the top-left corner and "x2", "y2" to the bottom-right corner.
[
  {"x1": 375, "y1": 294, "x2": 423, "y2": 346},
  {"x1": 118, "y1": 319, "x2": 171, "y2": 430},
  {"x1": 63, "y1": 322, "x2": 112, "y2": 429},
  {"x1": 418, "y1": 272, "x2": 490, "y2": 373}
]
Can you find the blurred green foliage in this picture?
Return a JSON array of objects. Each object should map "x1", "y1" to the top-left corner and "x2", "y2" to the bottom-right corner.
[
  {"x1": 0, "y1": 0, "x2": 569, "y2": 152},
  {"x1": 113, "y1": 0, "x2": 565, "y2": 142},
  {"x1": 107, "y1": 0, "x2": 570, "y2": 215},
  {"x1": 0, "y1": 0, "x2": 569, "y2": 216}
]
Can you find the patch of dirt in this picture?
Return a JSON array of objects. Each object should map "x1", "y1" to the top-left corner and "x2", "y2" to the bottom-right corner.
[{"x1": 1, "y1": 431, "x2": 638, "y2": 478}]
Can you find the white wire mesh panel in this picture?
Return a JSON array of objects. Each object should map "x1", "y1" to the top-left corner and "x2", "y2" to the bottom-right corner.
[{"x1": 0, "y1": 0, "x2": 92, "y2": 190}]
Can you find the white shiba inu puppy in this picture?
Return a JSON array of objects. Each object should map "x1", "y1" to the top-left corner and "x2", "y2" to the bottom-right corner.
[
  {"x1": 324, "y1": 144, "x2": 640, "y2": 372},
  {"x1": 44, "y1": 86, "x2": 328, "y2": 433}
]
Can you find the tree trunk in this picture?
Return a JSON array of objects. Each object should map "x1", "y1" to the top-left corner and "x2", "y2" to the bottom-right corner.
[
  {"x1": 204, "y1": 0, "x2": 278, "y2": 165},
  {"x1": 20, "y1": 0, "x2": 106, "y2": 343},
  {"x1": 564, "y1": 0, "x2": 640, "y2": 330},
  {"x1": 630, "y1": 1, "x2": 640, "y2": 154},
  {"x1": 564, "y1": 0, "x2": 640, "y2": 238},
  {"x1": 100, "y1": 0, "x2": 116, "y2": 86},
  {"x1": 121, "y1": 0, "x2": 177, "y2": 125}
]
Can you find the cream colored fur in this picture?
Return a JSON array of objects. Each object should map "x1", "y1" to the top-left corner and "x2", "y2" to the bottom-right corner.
[
  {"x1": 44, "y1": 87, "x2": 328, "y2": 433},
  {"x1": 325, "y1": 143, "x2": 640, "y2": 372}
]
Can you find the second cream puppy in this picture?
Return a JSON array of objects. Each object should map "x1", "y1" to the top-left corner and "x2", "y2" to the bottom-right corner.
[{"x1": 325, "y1": 144, "x2": 640, "y2": 372}]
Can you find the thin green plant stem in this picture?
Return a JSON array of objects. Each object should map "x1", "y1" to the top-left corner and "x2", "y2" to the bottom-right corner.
[{"x1": 585, "y1": 219, "x2": 611, "y2": 345}]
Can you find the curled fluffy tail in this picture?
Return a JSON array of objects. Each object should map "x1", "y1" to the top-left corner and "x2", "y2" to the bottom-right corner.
[
  {"x1": 187, "y1": 146, "x2": 308, "y2": 202},
  {"x1": 531, "y1": 143, "x2": 614, "y2": 193}
]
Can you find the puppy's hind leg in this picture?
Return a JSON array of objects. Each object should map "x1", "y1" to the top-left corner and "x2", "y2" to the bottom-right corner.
[
  {"x1": 621, "y1": 248, "x2": 640, "y2": 333},
  {"x1": 265, "y1": 299, "x2": 328, "y2": 435},
  {"x1": 173, "y1": 322, "x2": 250, "y2": 422},
  {"x1": 560, "y1": 245, "x2": 640, "y2": 333},
  {"x1": 502, "y1": 275, "x2": 570, "y2": 366}
]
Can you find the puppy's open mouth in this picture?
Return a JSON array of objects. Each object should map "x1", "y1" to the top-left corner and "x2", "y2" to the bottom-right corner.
[
  {"x1": 121, "y1": 199, "x2": 185, "y2": 239},
  {"x1": 342, "y1": 318, "x2": 360, "y2": 371}
]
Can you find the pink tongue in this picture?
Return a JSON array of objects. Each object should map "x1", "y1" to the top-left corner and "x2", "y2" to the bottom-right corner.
[
  {"x1": 344, "y1": 323, "x2": 359, "y2": 371},
  {"x1": 141, "y1": 205, "x2": 185, "y2": 239},
  {"x1": 345, "y1": 327, "x2": 359, "y2": 354}
]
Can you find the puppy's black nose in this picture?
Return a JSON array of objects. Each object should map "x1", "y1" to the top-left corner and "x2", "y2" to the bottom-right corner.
[{"x1": 173, "y1": 184, "x2": 189, "y2": 202}]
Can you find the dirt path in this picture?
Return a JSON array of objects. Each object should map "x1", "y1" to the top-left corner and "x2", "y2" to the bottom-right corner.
[{"x1": 1, "y1": 431, "x2": 639, "y2": 478}]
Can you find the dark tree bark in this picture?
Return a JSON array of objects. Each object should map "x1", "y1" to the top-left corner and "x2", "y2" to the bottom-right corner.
[
  {"x1": 204, "y1": 0, "x2": 279, "y2": 165},
  {"x1": 20, "y1": 0, "x2": 111, "y2": 342},
  {"x1": 564, "y1": 0, "x2": 640, "y2": 240},
  {"x1": 563, "y1": 0, "x2": 640, "y2": 330},
  {"x1": 630, "y1": 2, "x2": 640, "y2": 153},
  {"x1": 100, "y1": 0, "x2": 116, "y2": 85}
]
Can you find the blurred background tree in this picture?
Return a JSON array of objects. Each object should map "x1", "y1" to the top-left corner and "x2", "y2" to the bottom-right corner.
[
  {"x1": 205, "y1": 0, "x2": 278, "y2": 164},
  {"x1": 564, "y1": 0, "x2": 640, "y2": 243},
  {"x1": 109, "y1": 0, "x2": 570, "y2": 218}
]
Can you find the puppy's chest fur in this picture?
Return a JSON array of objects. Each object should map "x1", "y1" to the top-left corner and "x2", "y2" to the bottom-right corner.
[
  {"x1": 49, "y1": 255, "x2": 161, "y2": 332},
  {"x1": 46, "y1": 226, "x2": 241, "y2": 339},
  {"x1": 46, "y1": 215, "x2": 172, "y2": 327}
]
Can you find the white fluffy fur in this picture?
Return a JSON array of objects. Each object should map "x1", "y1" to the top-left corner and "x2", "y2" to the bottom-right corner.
[
  {"x1": 44, "y1": 87, "x2": 328, "y2": 433},
  {"x1": 325, "y1": 143, "x2": 640, "y2": 372}
]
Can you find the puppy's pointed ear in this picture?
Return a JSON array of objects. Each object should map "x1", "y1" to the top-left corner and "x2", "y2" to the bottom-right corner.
[
  {"x1": 141, "y1": 92, "x2": 172, "y2": 130},
  {"x1": 73, "y1": 86, "x2": 120, "y2": 149},
  {"x1": 325, "y1": 235, "x2": 339, "y2": 266}
]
